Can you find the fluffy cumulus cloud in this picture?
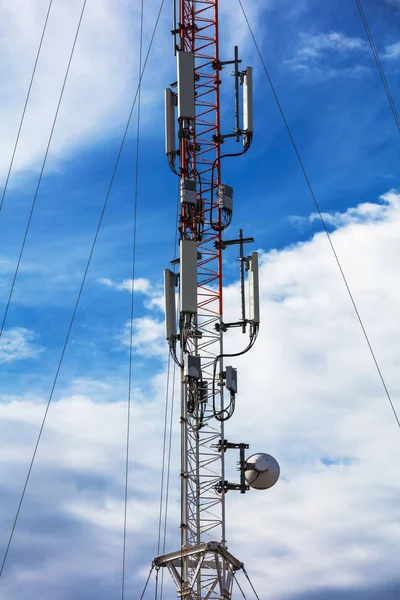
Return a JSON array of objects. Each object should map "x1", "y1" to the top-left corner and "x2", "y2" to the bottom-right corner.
[
  {"x1": 121, "y1": 316, "x2": 166, "y2": 358},
  {"x1": 222, "y1": 189, "x2": 400, "y2": 598},
  {"x1": 292, "y1": 190, "x2": 399, "y2": 228},
  {"x1": 1, "y1": 190, "x2": 400, "y2": 598},
  {"x1": 98, "y1": 277, "x2": 165, "y2": 313},
  {"x1": 98, "y1": 277, "x2": 166, "y2": 356},
  {"x1": 0, "y1": 381, "x2": 181, "y2": 600}
]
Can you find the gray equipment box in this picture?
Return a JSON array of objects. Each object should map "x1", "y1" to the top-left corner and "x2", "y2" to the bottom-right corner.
[
  {"x1": 217, "y1": 184, "x2": 233, "y2": 212},
  {"x1": 184, "y1": 354, "x2": 201, "y2": 380},
  {"x1": 225, "y1": 366, "x2": 238, "y2": 394},
  {"x1": 180, "y1": 178, "x2": 197, "y2": 205}
]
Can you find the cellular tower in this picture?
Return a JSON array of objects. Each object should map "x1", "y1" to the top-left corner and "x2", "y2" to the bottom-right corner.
[{"x1": 153, "y1": 1, "x2": 280, "y2": 598}]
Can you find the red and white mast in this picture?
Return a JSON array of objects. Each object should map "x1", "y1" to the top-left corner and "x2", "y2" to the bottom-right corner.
[{"x1": 155, "y1": 2, "x2": 279, "y2": 598}]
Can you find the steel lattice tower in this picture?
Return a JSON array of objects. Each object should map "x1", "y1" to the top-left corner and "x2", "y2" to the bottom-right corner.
[
  {"x1": 154, "y1": 2, "x2": 280, "y2": 599},
  {"x1": 179, "y1": 0, "x2": 224, "y2": 549}
]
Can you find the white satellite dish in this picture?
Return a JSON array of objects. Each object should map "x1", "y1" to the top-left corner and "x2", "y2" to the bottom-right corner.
[{"x1": 245, "y1": 453, "x2": 280, "y2": 490}]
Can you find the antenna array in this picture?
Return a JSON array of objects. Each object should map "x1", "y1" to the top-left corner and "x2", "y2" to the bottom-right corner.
[{"x1": 153, "y1": 2, "x2": 279, "y2": 598}]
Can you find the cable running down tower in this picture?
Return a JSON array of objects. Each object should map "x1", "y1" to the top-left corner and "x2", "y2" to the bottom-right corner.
[{"x1": 154, "y1": 2, "x2": 280, "y2": 598}]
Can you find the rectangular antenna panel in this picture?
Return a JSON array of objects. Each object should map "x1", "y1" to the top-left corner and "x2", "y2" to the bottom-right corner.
[
  {"x1": 177, "y1": 51, "x2": 195, "y2": 119},
  {"x1": 180, "y1": 239, "x2": 197, "y2": 314},
  {"x1": 165, "y1": 88, "x2": 176, "y2": 155},
  {"x1": 180, "y1": 178, "x2": 197, "y2": 205},
  {"x1": 248, "y1": 251, "x2": 260, "y2": 324},
  {"x1": 164, "y1": 269, "x2": 176, "y2": 340},
  {"x1": 243, "y1": 67, "x2": 253, "y2": 134}
]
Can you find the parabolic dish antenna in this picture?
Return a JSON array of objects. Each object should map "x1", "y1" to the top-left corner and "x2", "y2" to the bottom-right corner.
[{"x1": 245, "y1": 453, "x2": 280, "y2": 490}]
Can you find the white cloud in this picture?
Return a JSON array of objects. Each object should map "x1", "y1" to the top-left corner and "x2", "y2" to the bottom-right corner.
[
  {"x1": 286, "y1": 31, "x2": 400, "y2": 78},
  {"x1": 3, "y1": 189, "x2": 400, "y2": 598},
  {"x1": 121, "y1": 316, "x2": 166, "y2": 358},
  {"x1": 0, "y1": 0, "x2": 269, "y2": 188},
  {"x1": 383, "y1": 41, "x2": 400, "y2": 59},
  {"x1": 0, "y1": 0, "x2": 170, "y2": 184},
  {"x1": 292, "y1": 190, "x2": 399, "y2": 229},
  {"x1": 0, "y1": 327, "x2": 43, "y2": 363},
  {"x1": 219, "y1": 189, "x2": 400, "y2": 597},
  {"x1": 98, "y1": 277, "x2": 151, "y2": 294},
  {"x1": 285, "y1": 32, "x2": 369, "y2": 77},
  {"x1": 298, "y1": 32, "x2": 367, "y2": 58},
  {"x1": 0, "y1": 385, "x2": 180, "y2": 599},
  {"x1": 98, "y1": 276, "x2": 166, "y2": 315}
]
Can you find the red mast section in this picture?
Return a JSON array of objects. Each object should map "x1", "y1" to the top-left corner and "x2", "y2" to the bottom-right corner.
[{"x1": 179, "y1": 0, "x2": 223, "y2": 318}]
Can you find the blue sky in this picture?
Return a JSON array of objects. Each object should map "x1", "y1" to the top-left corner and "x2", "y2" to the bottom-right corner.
[{"x1": 0, "y1": 0, "x2": 400, "y2": 599}]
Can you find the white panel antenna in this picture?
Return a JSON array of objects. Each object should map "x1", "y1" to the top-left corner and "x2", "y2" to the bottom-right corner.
[
  {"x1": 164, "y1": 269, "x2": 177, "y2": 340},
  {"x1": 248, "y1": 251, "x2": 260, "y2": 324},
  {"x1": 243, "y1": 66, "x2": 253, "y2": 135},
  {"x1": 177, "y1": 51, "x2": 195, "y2": 120},
  {"x1": 180, "y1": 239, "x2": 197, "y2": 314},
  {"x1": 165, "y1": 88, "x2": 176, "y2": 155}
]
